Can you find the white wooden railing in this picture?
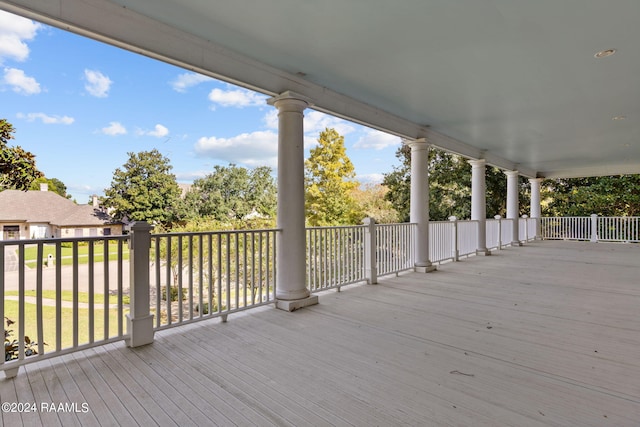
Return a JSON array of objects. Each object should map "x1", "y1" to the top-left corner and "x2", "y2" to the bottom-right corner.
[
  {"x1": 0, "y1": 235, "x2": 129, "y2": 378},
  {"x1": 150, "y1": 228, "x2": 278, "y2": 330},
  {"x1": 306, "y1": 225, "x2": 366, "y2": 292},
  {"x1": 0, "y1": 226, "x2": 278, "y2": 377},
  {"x1": 0, "y1": 214, "x2": 545, "y2": 376},
  {"x1": 541, "y1": 215, "x2": 640, "y2": 242}
]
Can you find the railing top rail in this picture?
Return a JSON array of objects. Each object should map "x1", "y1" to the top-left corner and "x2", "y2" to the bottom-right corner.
[
  {"x1": 152, "y1": 228, "x2": 281, "y2": 238},
  {"x1": 0, "y1": 235, "x2": 130, "y2": 246},
  {"x1": 376, "y1": 222, "x2": 416, "y2": 228},
  {"x1": 306, "y1": 225, "x2": 367, "y2": 231}
]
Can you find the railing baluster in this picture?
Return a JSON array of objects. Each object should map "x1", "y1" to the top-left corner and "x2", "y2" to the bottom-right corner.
[
  {"x1": 118, "y1": 239, "x2": 124, "y2": 337},
  {"x1": 178, "y1": 235, "x2": 183, "y2": 322},
  {"x1": 154, "y1": 237, "x2": 160, "y2": 328},
  {"x1": 72, "y1": 241, "x2": 79, "y2": 348},
  {"x1": 36, "y1": 243, "x2": 44, "y2": 355},
  {"x1": 18, "y1": 244, "x2": 25, "y2": 360},
  {"x1": 166, "y1": 236, "x2": 172, "y2": 325},
  {"x1": 56, "y1": 243, "x2": 62, "y2": 351},
  {"x1": 88, "y1": 241, "x2": 95, "y2": 344},
  {"x1": 188, "y1": 235, "x2": 194, "y2": 320},
  {"x1": 217, "y1": 234, "x2": 223, "y2": 313},
  {"x1": 105, "y1": 238, "x2": 111, "y2": 338},
  {"x1": 207, "y1": 234, "x2": 213, "y2": 315}
]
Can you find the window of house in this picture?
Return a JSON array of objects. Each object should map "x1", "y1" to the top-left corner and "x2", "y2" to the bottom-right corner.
[{"x1": 3, "y1": 225, "x2": 20, "y2": 240}]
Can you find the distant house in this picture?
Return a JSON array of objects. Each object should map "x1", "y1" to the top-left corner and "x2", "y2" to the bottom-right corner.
[{"x1": 0, "y1": 185, "x2": 122, "y2": 240}]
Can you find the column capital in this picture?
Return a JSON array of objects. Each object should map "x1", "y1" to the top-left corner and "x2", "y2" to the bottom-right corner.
[
  {"x1": 528, "y1": 177, "x2": 544, "y2": 184},
  {"x1": 267, "y1": 90, "x2": 313, "y2": 111},
  {"x1": 504, "y1": 170, "x2": 519, "y2": 177},
  {"x1": 468, "y1": 158, "x2": 486, "y2": 168},
  {"x1": 404, "y1": 138, "x2": 431, "y2": 150}
]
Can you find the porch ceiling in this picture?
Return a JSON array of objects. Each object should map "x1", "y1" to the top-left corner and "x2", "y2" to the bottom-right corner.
[{"x1": 3, "y1": 0, "x2": 640, "y2": 178}]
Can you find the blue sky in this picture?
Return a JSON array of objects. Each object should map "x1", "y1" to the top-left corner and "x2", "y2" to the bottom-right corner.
[{"x1": 1, "y1": 10, "x2": 402, "y2": 203}]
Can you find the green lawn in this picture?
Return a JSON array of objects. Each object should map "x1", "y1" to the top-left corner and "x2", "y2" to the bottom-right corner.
[
  {"x1": 4, "y1": 290, "x2": 130, "y2": 305},
  {"x1": 21, "y1": 242, "x2": 129, "y2": 268},
  {"x1": 4, "y1": 300, "x2": 125, "y2": 351}
]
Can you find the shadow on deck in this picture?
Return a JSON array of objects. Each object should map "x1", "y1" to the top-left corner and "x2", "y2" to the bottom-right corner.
[{"x1": 2, "y1": 240, "x2": 639, "y2": 426}]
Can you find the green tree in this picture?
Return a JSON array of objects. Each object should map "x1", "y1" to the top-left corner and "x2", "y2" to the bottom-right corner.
[
  {"x1": 382, "y1": 144, "x2": 528, "y2": 222},
  {"x1": 0, "y1": 119, "x2": 43, "y2": 190},
  {"x1": 30, "y1": 177, "x2": 70, "y2": 198},
  {"x1": 351, "y1": 183, "x2": 399, "y2": 223},
  {"x1": 184, "y1": 165, "x2": 276, "y2": 221},
  {"x1": 543, "y1": 175, "x2": 640, "y2": 217},
  {"x1": 305, "y1": 128, "x2": 362, "y2": 225},
  {"x1": 102, "y1": 149, "x2": 183, "y2": 227}
]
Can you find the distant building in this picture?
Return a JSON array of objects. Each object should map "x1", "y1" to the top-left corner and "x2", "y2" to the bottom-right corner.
[{"x1": 0, "y1": 184, "x2": 122, "y2": 240}]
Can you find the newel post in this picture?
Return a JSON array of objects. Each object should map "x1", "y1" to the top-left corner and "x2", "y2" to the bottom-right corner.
[
  {"x1": 590, "y1": 214, "x2": 599, "y2": 242},
  {"x1": 363, "y1": 217, "x2": 378, "y2": 284},
  {"x1": 127, "y1": 221, "x2": 155, "y2": 347},
  {"x1": 449, "y1": 216, "x2": 459, "y2": 261},
  {"x1": 522, "y1": 215, "x2": 529, "y2": 242},
  {"x1": 495, "y1": 215, "x2": 502, "y2": 250}
]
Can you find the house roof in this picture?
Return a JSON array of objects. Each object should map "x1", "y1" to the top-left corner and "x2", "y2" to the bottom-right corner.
[{"x1": 0, "y1": 190, "x2": 118, "y2": 227}]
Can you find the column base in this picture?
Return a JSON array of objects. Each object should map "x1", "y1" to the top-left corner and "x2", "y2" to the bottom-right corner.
[
  {"x1": 276, "y1": 295, "x2": 319, "y2": 312},
  {"x1": 512, "y1": 241, "x2": 523, "y2": 247},
  {"x1": 126, "y1": 314, "x2": 155, "y2": 347},
  {"x1": 414, "y1": 265, "x2": 437, "y2": 273},
  {"x1": 476, "y1": 249, "x2": 491, "y2": 256}
]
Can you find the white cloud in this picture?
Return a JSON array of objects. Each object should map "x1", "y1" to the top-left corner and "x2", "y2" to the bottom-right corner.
[
  {"x1": 357, "y1": 173, "x2": 385, "y2": 184},
  {"x1": 264, "y1": 110, "x2": 356, "y2": 147},
  {"x1": 101, "y1": 121, "x2": 127, "y2": 136},
  {"x1": 175, "y1": 171, "x2": 208, "y2": 181},
  {"x1": 208, "y1": 87, "x2": 266, "y2": 108},
  {"x1": 0, "y1": 11, "x2": 41, "y2": 63},
  {"x1": 304, "y1": 111, "x2": 356, "y2": 136},
  {"x1": 84, "y1": 69, "x2": 112, "y2": 97},
  {"x1": 171, "y1": 72, "x2": 212, "y2": 92},
  {"x1": 353, "y1": 129, "x2": 401, "y2": 150},
  {"x1": 17, "y1": 112, "x2": 74, "y2": 125},
  {"x1": 194, "y1": 130, "x2": 278, "y2": 167},
  {"x1": 137, "y1": 124, "x2": 169, "y2": 138},
  {"x1": 3, "y1": 67, "x2": 40, "y2": 94}
]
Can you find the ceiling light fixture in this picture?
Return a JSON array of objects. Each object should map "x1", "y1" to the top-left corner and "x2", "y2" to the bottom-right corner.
[
  {"x1": 612, "y1": 115, "x2": 626, "y2": 120},
  {"x1": 595, "y1": 48, "x2": 616, "y2": 58}
]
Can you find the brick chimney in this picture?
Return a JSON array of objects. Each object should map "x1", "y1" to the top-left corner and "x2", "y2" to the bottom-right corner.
[
  {"x1": 92, "y1": 195, "x2": 99, "y2": 207},
  {"x1": 40, "y1": 183, "x2": 48, "y2": 192}
]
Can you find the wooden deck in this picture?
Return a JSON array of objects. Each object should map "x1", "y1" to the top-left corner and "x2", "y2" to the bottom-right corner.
[{"x1": 2, "y1": 240, "x2": 639, "y2": 426}]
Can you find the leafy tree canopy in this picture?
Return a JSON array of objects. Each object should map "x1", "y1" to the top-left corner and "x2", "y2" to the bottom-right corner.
[
  {"x1": 305, "y1": 128, "x2": 362, "y2": 226},
  {"x1": 543, "y1": 175, "x2": 640, "y2": 217},
  {"x1": 383, "y1": 144, "x2": 529, "y2": 222},
  {"x1": 350, "y1": 183, "x2": 399, "y2": 224},
  {"x1": 102, "y1": 149, "x2": 183, "y2": 227},
  {"x1": 0, "y1": 119, "x2": 43, "y2": 191},
  {"x1": 29, "y1": 176, "x2": 70, "y2": 198},
  {"x1": 184, "y1": 164, "x2": 277, "y2": 221}
]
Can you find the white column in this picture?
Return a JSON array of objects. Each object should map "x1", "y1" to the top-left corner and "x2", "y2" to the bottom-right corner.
[
  {"x1": 529, "y1": 178, "x2": 543, "y2": 239},
  {"x1": 469, "y1": 159, "x2": 490, "y2": 255},
  {"x1": 505, "y1": 170, "x2": 522, "y2": 246},
  {"x1": 407, "y1": 139, "x2": 436, "y2": 272},
  {"x1": 267, "y1": 91, "x2": 318, "y2": 311}
]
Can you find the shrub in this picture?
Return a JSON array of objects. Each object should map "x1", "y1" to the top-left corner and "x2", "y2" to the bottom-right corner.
[
  {"x1": 161, "y1": 286, "x2": 187, "y2": 302},
  {"x1": 4, "y1": 317, "x2": 41, "y2": 361}
]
